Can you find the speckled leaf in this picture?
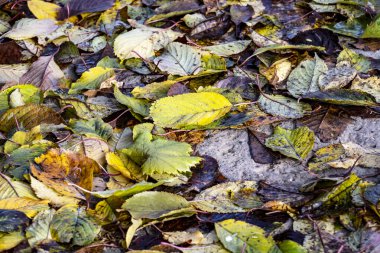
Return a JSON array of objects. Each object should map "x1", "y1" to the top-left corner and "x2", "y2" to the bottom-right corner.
[
  {"x1": 302, "y1": 89, "x2": 377, "y2": 106},
  {"x1": 287, "y1": 54, "x2": 327, "y2": 98},
  {"x1": 50, "y1": 204, "x2": 100, "y2": 246},
  {"x1": 265, "y1": 126, "x2": 315, "y2": 160}
]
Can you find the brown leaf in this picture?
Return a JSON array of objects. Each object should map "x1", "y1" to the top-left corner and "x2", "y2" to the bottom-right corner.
[
  {"x1": 248, "y1": 130, "x2": 277, "y2": 164},
  {"x1": 0, "y1": 41, "x2": 22, "y2": 64},
  {"x1": 31, "y1": 148, "x2": 100, "y2": 198},
  {"x1": 20, "y1": 54, "x2": 64, "y2": 90},
  {"x1": 190, "y1": 14, "x2": 231, "y2": 40},
  {"x1": 0, "y1": 105, "x2": 63, "y2": 133},
  {"x1": 187, "y1": 155, "x2": 221, "y2": 192}
]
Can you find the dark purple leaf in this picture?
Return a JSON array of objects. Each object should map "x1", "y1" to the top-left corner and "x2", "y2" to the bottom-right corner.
[
  {"x1": 187, "y1": 155, "x2": 220, "y2": 192},
  {"x1": 58, "y1": 0, "x2": 115, "y2": 20},
  {"x1": 248, "y1": 129, "x2": 277, "y2": 164}
]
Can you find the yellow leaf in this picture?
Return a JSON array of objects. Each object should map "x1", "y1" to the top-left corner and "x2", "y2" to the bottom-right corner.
[
  {"x1": 27, "y1": 0, "x2": 60, "y2": 20},
  {"x1": 0, "y1": 197, "x2": 49, "y2": 218},
  {"x1": 150, "y1": 92, "x2": 232, "y2": 129},
  {"x1": 69, "y1": 67, "x2": 114, "y2": 94},
  {"x1": 0, "y1": 231, "x2": 25, "y2": 251}
]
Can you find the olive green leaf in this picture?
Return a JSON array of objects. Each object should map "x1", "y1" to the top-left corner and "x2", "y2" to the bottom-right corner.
[
  {"x1": 301, "y1": 89, "x2": 377, "y2": 106},
  {"x1": 337, "y1": 47, "x2": 371, "y2": 73},
  {"x1": 68, "y1": 118, "x2": 113, "y2": 140},
  {"x1": 215, "y1": 219, "x2": 279, "y2": 253},
  {"x1": 69, "y1": 66, "x2": 114, "y2": 94},
  {"x1": 351, "y1": 76, "x2": 380, "y2": 103},
  {"x1": 258, "y1": 94, "x2": 311, "y2": 119},
  {"x1": 0, "y1": 84, "x2": 41, "y2": 114},
  {"x1": 150, "y1": 92, "x2": 232, "y2": 129},
  {"x1": 204, "y1": 40, "x2": 251, "y2": 57},
  {"x1": 265, "y1": 126, "x2": 315, "y2": 160},
  {"x1": 287, "y1": 54, "x2": 327, "y2": 98},
  {"x1": 114, "y1": 85, "x2": 150, "y2": 117},
  {"x1": 122, "y1": 191, "x2": 194, "y2": 219},
  {"x1": 50, "y1": 204, "x2": 101, "y2": 246},
  {"x1": 308, "y1": 143, "x2": 345, "y2": 171}
]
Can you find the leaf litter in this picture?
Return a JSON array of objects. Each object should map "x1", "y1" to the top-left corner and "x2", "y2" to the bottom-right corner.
[{"x1": 0, "y1": 0, "x2": 379, "y2": 252}]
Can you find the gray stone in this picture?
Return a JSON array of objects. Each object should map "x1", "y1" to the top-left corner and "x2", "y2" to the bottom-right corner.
[{"x1": 196, "y1": 117, "x2": 380, "y2": 189}]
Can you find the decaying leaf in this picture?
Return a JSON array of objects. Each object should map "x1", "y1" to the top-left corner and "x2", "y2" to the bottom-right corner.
[
  {"x1": 265, "y1": 126, "x2": 315, "y2": 160},
  {"x1": 287, "y1": 54, "x2": 327, "y2": 98}
]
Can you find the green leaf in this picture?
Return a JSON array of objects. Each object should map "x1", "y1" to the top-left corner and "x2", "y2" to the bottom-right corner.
[
  {"x1": 114, "y1": 23, "x2": 182, "y2": 61},
  {"x1": 301, "y1": 89, "x2": 377, "y2": 106},
  {"x1": 0, "y1": 84, "x2": 41, "y2": 114},
  {"x1": 90, "y1": 181, "x2": 164, "y2": 198},
  {"x1": 204, "y1": 40, "x2": 251, "y2": 57},
  {"x1": 265, "y1": 126, "x2": 315, "y2": 160},
  {"x1": 337, "y1": 47, "x2": 371, "y2": 73},
  {"x1": 122, "y1": 191, "x2": 193, "y2": 219},
  {"x1": 114, "y1": 85, "x2": 150, "y2": 117},
  {"x1": 258, "y1": 94, "x2": 311, "y2": 119},
  {"x1": 362, "y1": 15, "x2": 380, "y2": 38},
  {"x1": 26, "y1": 209, "x2": 55, "y2": 247},
  {"x1": 0, "y1": 210, "x2": 29, "y2": 232},
  {"x1": 108, "y1": 127, "x2": 133, "y2": 151},
  {"x1": 154, "y1": 42, "x2": 202, "y2": 76},
  {"x1": 69, "y1": 66, "x2": 114, "y2": 94},
  {"x1": 215, "y1": 219, "x2": 278, "y2": 253},
  {"x1": 0, "y1": 104, "x2": 62, "y2": 132},
  {"x1": 68, "y1": 118, "x2": 113, "y2": 140},
  {"x1": 132, "y1": 80, "x2": 179, "y2": 100},
  {"x1": 287, "y1": 54, "x2": 327, "y2": 98},
  {"x1": 50, "y1": 204, "x2": 101, "y2": 246},
  {"x1": 193, "y1": 181, "x2": 262, "y2": 213},
  {"x1": 252, "y1": 44, "x2": 325, "y2": 56},
  {"x1": 122, "y1": 124, "x2": 201, "y2": 175},
  {"x1": 278, "y1": 240, "x2": 307, "y2": 253},
  {"x1": 150, "y1": 92, "x2": 232, "y2": 129},
  {"x1": 302, "y1": 173, "x2": 361, "y2": 216}
]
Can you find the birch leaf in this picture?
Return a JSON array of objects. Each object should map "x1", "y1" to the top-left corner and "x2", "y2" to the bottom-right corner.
[
  {"x1": 2, "y1": 18, "x2": 58, "y2": 40},
  {"x1": 114, "y1": 25, "x2": 182, "y2": 60},
  {"x1": 150, "y1": 92, "x2": 232, "y2": 129},
  {"x1": 154, "y1": 42, "x2": 202, "y2": 76}
]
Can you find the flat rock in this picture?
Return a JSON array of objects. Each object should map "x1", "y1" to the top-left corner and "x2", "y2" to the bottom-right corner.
[{"x1": 196, "y1": 118, "x2": 380, "y2": 189}]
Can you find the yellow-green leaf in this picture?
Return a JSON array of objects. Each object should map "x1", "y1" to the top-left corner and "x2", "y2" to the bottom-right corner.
[
  {"x1": 215, "y1": 219, "x2": 278, "y2": 253},
  {"x1": 150, "y1": 92, "x2": 232, "y2": 129},
  {"x1": 69, "y1": 67, "x2": 114, "y2": 94},
  {"x1": 50, "y1": 204, "x2": 101, "y2": 246},
  {"x1": 0, "y1": 197, "x2": 49, "y2": 218},
  {"x1": 265, "y1": 126, "x2": 315, "y2": 160}
]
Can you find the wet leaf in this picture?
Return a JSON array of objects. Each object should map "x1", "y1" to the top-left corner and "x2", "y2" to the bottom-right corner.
[
  {"x1": 50, "y1": 204, "x2": 101, "y2": 246},
  {"x1": 215, "y1": 219, "x2": 278, "y2": 253},
  {"x1": 265, "y1": 126, "x2": 315, "y2": 161},
  {"x1": 150, "y1": 92, "x2": 232, "y2": 129}
]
